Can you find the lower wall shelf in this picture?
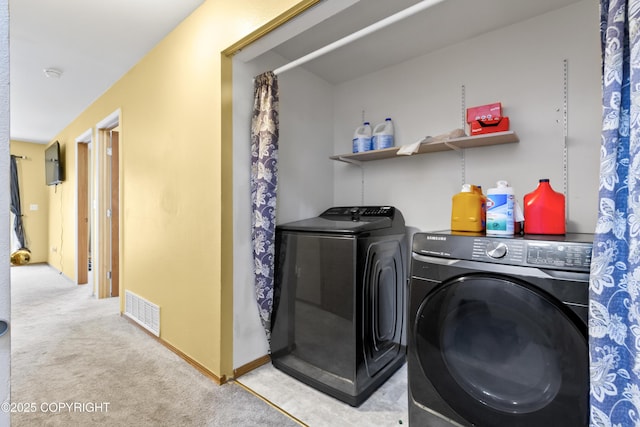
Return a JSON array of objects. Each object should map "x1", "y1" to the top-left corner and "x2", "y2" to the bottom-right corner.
[{"x1": 330, "y1": 131, "x2": 519, "y2": 163}]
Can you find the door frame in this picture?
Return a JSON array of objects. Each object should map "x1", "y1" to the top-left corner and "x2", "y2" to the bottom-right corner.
[
  {"x1": 95, "y1": 110, "x2": 121, "y2": 299},
  {"x1": 75, "y1": 129, "x2": 92, "y2": 286}
]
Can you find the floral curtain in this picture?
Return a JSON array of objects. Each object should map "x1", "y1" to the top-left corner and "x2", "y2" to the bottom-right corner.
[
  {"x1": 589, "y1": 0, "x2": 640, "y2": 425},
  {"x1": 10, "y1": 155, "x2": 26, "y2": 249},
  {"x1": 250, "y1": 71, "x2": 279, "y2": 342}
]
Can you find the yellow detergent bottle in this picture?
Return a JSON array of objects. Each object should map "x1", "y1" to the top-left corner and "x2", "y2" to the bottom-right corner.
[{"x1": 451, "y1": 184, "x2": 485, "y2": 232}]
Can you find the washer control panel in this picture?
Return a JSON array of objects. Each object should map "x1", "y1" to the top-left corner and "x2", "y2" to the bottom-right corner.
[
  {"x1": 412, "y1": 232, "x2": 593, "y2": 272},
  {"x1": 321, "y1": 206, "x2": 395, "y2": 217},
  {"x1": 525, "y1": 241, "x2": 593, "y2": 269},
  {"x1": 472, "y1": 239, "x2": 525, "y2": 264},
  {"x1": 485, "y1": 241, "x2": 508, "y2": 259},
  {"x1": 471, "y1": 238, "x2": 592, "y2": 270}
]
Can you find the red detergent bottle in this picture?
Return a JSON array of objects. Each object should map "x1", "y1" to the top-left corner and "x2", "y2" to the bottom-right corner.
[{"x1": 523, "y1": 179, "x2": 566, "y2": 235}]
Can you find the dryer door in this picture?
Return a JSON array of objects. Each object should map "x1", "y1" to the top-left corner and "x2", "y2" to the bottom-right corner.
[{"x1": 414, "y1": 274, "x2": 588, "y2": 427}]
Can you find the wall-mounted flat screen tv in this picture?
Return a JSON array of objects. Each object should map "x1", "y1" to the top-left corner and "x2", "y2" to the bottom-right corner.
[{"x1": 45, "y1": 141, "x2": 63, "y2": 186}]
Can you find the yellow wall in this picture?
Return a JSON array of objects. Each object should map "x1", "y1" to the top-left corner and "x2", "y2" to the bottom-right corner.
[
  {"x1": 9, "y1": 140, "x2": 48, "y2": 263},
  {"x1": 46, "y1": 0, "x2": 305, "y2": 379}
]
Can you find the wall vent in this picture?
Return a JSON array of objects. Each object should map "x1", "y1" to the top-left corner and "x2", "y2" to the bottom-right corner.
[{"x1": 124, "y1": 290, "x2": 160, "y2": 336}]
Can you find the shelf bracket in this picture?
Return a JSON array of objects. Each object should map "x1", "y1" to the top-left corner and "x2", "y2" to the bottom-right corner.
[
  {"x1": 336, "y1": 156, "x2": 363, "y2": 166},
  {"x1": 443, "y1": 140, "x2": 462, "y2": 151},
  {"x1": 563, "y1": 58, "x2": 569, "y2": 224},
  {"x1": 460, "y1": 83, "x2": 467, "y2": 186}
]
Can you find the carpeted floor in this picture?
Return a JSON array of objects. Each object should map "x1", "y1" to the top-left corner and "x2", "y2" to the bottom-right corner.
[{"x1": 10, "y1": 264, "x2": 300, "y2": 427}]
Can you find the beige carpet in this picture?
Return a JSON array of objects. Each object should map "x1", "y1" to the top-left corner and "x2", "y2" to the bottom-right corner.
[{"x1": 10, "y1": 264, "x2": 300, "y2": 427}]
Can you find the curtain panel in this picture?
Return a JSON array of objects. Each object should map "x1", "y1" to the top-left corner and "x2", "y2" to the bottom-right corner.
[
  {"x1": 10, "y1": 155, "x2": 26, "y2": 249},
  {"x1": 590, "y1": 0, "x2": 640, "y2": 425},
  {"x1": 250, "y1": 71, "x2": 279, "y2": 342}
]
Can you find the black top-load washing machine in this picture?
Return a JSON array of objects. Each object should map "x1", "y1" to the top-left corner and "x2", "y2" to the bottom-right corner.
[
  {"x1": 408, "y1": 231, "x2": 592, "y2": 426},
  {"x1": 271, "y1": 206, "x2": 407, "y2": 406}
]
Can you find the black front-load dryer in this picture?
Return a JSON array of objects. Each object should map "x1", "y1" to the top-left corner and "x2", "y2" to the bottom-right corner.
[
  {"x1": 271, "y1": 206, "x2": 407, "y2": 406},
  {"x1": 408, "y1": 231, "x2": 592, "y2": 426}
]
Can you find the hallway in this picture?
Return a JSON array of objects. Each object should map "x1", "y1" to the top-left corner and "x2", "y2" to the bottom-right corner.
[{"x1": 10, "y1": 264, "x2": 298, "y2": 426}]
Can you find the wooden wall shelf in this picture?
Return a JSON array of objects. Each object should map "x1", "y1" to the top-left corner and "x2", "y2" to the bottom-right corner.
[{"x1": 330, "y1": 131, "x2": 519, "y2": 163}]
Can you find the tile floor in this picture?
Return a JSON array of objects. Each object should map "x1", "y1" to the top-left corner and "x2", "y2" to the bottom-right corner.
[{"x1": 236, "y1": 362, "x2": 408, "y2": 426}]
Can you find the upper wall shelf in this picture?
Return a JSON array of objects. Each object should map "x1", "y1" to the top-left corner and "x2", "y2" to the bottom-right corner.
[{"x1": 330, "y1": 131, "x2": 519, "y2": 163}]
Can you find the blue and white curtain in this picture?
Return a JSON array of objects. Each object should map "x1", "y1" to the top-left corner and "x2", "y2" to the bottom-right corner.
[
  {"x1": 589, "y1": 0, "x2": 640, "y2": 424},
  {"x1": 250, "y1": 71, "x2": 279, "y2": 342}
]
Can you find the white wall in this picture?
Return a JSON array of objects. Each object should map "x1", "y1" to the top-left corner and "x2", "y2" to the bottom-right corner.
[
  {"x1": 232, "y1": 51, "x2": 334, "y2": 368},
  {"x1": 0, "y1": 0, "x2": 11, "y2": 422},
  {"x1": 232, "y1": 0, "x2": 601, "y2": 369},
  {"x1": 333, "y1": 0, "x2": 600, "y2": 233}
]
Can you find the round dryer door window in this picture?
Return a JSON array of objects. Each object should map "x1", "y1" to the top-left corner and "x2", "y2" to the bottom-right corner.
[{"x1": 414, "y1": 274, "x2": 588, "y2": 427}]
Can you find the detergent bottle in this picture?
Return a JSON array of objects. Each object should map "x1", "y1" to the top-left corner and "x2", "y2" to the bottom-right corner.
[
  {"x1": 486, "y1": 180, "x2": 515, "y2": 236},
  {"x1": 451, "y1": 184, "x2": 485, "y2": 232},
  {"x1": 523, "y1": 179, "x2": 566, "y2": 235},
  {"x1": 372, "y1": 118, "x2": 394, "y2": 150},
  {"x1": 476, "y1": 185, "x2": 487, "y2": 230},
  {"x1": 352, "y1": 122, "x2": 372, "y2": 153}
]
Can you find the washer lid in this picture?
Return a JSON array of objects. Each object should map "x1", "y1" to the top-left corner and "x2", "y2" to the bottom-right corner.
[{"x1": 277, "y1": 206, "x2": 397, "y2": 233}]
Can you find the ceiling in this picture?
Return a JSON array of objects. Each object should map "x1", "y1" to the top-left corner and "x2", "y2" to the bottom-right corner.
[
  {"x1": 269, "y1": 0, "x2": 584, "y2": 84},
  {"x1": 9, "y1": 0, "x2": 205, "y2": 144},
  {"x1": 10, "y1": 0, "x2": 585, "y2": 144}
]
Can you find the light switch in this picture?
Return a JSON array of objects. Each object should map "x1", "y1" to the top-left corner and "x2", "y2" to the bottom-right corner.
[{"x1": 30, "y1": 204, "x2": 38, "y2": 211}]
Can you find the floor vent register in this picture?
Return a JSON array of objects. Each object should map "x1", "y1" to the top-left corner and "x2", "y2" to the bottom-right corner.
[{"x1": 124, "y1": 290, "x2": 160, "y2": 336}]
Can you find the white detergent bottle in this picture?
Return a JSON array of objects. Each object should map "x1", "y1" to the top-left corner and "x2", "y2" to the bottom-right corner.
[
  {"x1": 486, "y1": 180, "x2": 515, "y2": 236},
  {"x1": 372, "y1": 118, "x2": 394, "y2": 150},
  {"x1": 352, "y1": 122, "x2": 372, "y2": 153}
]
